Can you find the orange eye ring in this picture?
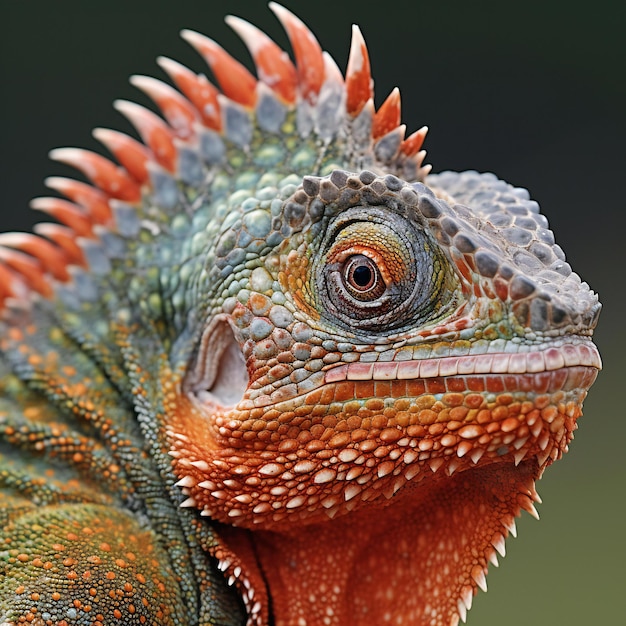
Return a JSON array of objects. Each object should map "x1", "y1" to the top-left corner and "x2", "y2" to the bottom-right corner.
[{"x1": 308, "y1": 205, "x2": 459, "y2": 333}]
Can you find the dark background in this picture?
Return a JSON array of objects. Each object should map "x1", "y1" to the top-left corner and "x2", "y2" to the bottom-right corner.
[{"x1": 1, "y1": 1, "x2": 624, "y2": 623}]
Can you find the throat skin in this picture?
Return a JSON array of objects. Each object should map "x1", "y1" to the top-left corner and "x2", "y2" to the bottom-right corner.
[{"x1": 236, "y1": 462, "x2": 539, "y2": 626}]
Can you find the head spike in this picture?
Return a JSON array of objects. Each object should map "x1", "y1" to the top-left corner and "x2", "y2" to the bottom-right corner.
[
  {"x1": 29, "y1": 198, "x2": 94, "y2": 237},
  {"x1": 0, "y1": 263, "x2": 22, "y2": 303},
  {"x1": 157, "y1": 57, "x2": 222, "y2": 131},
  {"x1": 321, "y1": 51, "x2": 344, "y2": 89},
  {"x1": 130, "y1": 75, "x2": 199, "y2": 139},
  {"x1": 225, "y1": 15, "x2": 297, "y2": 104},
  {"x1": 113, "y1": 100, "x2": 177, "y2": 173},
  {"x1": 33, "y1": 223, "x2": 87, "y2": 267},
  {"x1": 49, "y1": 148, "x2": 141, "y2": 203},
  {"x1": 181, "y1": 30, "x2": 257, "y2": 108},
  {"x1": 401, "y1": 125, "x2": 428, "y2": 156},
  {"x1": 92, "y1": 128, "x2": 152, "y2": 185},
  {"x1": 0, "y1": 246, "x2": 52, "y2": 297},
  {"x1": 269, "y1": 3, "x2": 325, "y2": 103},
  {"x1": 45, "y1": 177, "x2": 112, "y2": 225},
  {"x1": 346, "y1": 24, "x2": 373, "y2": 116},
  {"x1": 0, "y1": 233, "x2": 70, "y2": 281},
  {"x1": 418, "y1": 152, "x2": 432, "y2": 177},
  {"x1": 373, "y1": 88, "x2": 401, "y2": 140}
]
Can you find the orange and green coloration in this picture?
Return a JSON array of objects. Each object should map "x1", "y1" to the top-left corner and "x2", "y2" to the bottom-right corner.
[{"x1": 0, "y1": 4, "x2": 601, "y2": 626}]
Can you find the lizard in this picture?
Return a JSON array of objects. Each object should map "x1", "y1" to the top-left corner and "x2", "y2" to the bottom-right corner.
[{"x1": 0, "y1": 4, "x2": 602, "y2": 626}]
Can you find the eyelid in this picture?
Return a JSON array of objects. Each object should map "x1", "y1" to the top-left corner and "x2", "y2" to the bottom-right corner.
[{"x1": 328, "y1": 245, "x2": 397, "y2": 285}]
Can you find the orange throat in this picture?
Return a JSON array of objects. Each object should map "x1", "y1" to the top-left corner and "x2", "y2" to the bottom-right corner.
[
  {"x1": 164, "y1": 358, "x2": 596, "y2": 625},
  {"x1": 211, "y1": 460, "x2": 540, "y2": 626}
]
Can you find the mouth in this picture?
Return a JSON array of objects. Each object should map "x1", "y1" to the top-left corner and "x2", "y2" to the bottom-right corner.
[
  {"x1": 175, "y1": 328, "x2": 600, "y2": 524},
  {"x1": 323, "y1": 339, "x2": 602, "y2": 384}
]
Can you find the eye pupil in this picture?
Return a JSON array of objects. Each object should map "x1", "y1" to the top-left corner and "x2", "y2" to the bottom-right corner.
[
  {"x1": 352, "y1": 264, "x2": 373, "y2": 288},
  {"x1": 342, "y1": 255, "x2": 383, "y2": 299}
]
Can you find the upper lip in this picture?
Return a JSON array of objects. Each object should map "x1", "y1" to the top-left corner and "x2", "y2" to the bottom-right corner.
[{"x1": 324, "y1": 341, "x2": 602, "y2": 383}]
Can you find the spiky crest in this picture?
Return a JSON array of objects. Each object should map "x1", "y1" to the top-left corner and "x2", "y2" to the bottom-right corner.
[{"x1": 0, "y1": 3, "x2": 430, "y2": 313}]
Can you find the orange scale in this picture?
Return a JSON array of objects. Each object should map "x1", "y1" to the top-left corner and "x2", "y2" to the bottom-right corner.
[
  {"x1": 390, "y1": 379, "x2": 407, "y2": 397},
  {"x1": 502, "y1": 375, "x2": 522, "y2": 392},
  {"x1": 466, "y1": 377, "x2": 486, "y2": 392},
  {"x1": 485, "y1": 375, "x2": 506, "y2": 393},
  {"x1": 494, "y1": 277, "x2": 509, "y2": 301},
  {"x1": 447, "y1": 377, "x2": 468, "y2": 392},
  {"x1": 453, "y1": 255, "x2": 473, "y2": 283},
  {"x1": 394, "y1": 378, "x2": 421, "y2": 398},
  {"x1": 535, "y1": 372, "x2": 554, "y2": 393},
  {"x1": 481, "y1": 280, "x2": 496, "y2": 299},
  {"x1": 333, "y1": 381, "x2": 356, "y2": 402},
  {"x1": 374, "y1": 381, "x2": 392, "y2": 397},
  {"x1": 425, "y1": 378, "x2": 446, "y2": 394}
]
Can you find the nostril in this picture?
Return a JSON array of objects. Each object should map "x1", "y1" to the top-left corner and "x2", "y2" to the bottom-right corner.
[{"x1": 185, "y1": 316, "x2": 249, "y2": 409}]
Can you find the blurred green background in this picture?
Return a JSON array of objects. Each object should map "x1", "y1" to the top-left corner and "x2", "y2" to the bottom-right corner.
[{"x1": 1, "y1": 1, "x2": 623, "y2": 623}]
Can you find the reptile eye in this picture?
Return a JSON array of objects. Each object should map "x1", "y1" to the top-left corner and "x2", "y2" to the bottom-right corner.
[
  {"x1": 310, "y1": 206, "x2": 460, "y2": 334},
  {"x1": 342, "y1": 255, "x2": 386, "y2": 300}
]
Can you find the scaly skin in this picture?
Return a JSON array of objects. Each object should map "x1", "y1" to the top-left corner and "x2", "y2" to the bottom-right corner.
[{"x1": 0, "y1": 5, "x2": 600, "y2": 626}]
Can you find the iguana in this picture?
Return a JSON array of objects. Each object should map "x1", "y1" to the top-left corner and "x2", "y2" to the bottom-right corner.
[{"x1": 0, "y1": 4, "x2": 601, "y2": 626}]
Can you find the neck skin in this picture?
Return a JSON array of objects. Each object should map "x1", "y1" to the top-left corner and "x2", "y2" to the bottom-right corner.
[{"x1": 220, "y1": 461, "x2": 537, "y2": 626}]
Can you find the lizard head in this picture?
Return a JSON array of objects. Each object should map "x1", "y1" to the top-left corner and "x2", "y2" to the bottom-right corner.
[
  {"x1": 168, "y1": 162, "x2": 600, "y2": 624},
  {"x1": 0, "y1": 4, "x2": 601, "y2": 626},
  {"x1": 150, "y1": 6, "x2": 601, "y2": 625},
  {"x1": 173, "y1": 163, "x2": 601, "y2": 522}
]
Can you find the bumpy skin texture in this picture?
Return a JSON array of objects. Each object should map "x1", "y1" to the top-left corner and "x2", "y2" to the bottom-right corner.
[{"x1": 0, "y1": 5, "x2": 601, "y2": 626}]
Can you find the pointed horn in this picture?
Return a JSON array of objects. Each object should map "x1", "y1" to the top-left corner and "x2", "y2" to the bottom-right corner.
[
  {"x1": 181, "y1": 29, "x2": 257, "y2": 108},
  {"x1": 346, "y1": 24, "x2": 373, "y2": 116},
  {"x1": 157, "y1": 56, "x2": 222, "y2": 131},
  {"x1": 226, "y1": 15, "x2": 297, "y2": 104},
  {"x1": 130, "y1": 75, "x2": 199, "y2": 139},
  {"x1": 0, "y1": 246, "x2": 52, "y2": 297},
  {"x1": 373, "y1": 88, "x2": 401, "y2": 140},
  {"x1": 113, "y1": 100, "x2": 177, "y2": 173},
  {"x1": 49, "y1": 148, "x2": 141, "y2": 203},
  {"x1": 92, "y1": 128, "x2": 152, "y2": 185},
  {"x1": 0, "y1": 263, "x2": 23, "y2": 302},
  {"x1": 33, "y1": 223, "x2": 87, "y2": 267},
  {"x1": 401, "y1": 125, "x2": 428, "y2": 156},
  {"x1": 30, "y1": 197, "x2": 94, "y2": 237},
  {"x1": 0, "y1": 233, "x2": 70, "y2": 281},
  {"x1": 269, "y1": 2, "x2": 325, "y2": 103},
  {"x1": 45, "y1": 177, "x2": 112, "y2": 224}
]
